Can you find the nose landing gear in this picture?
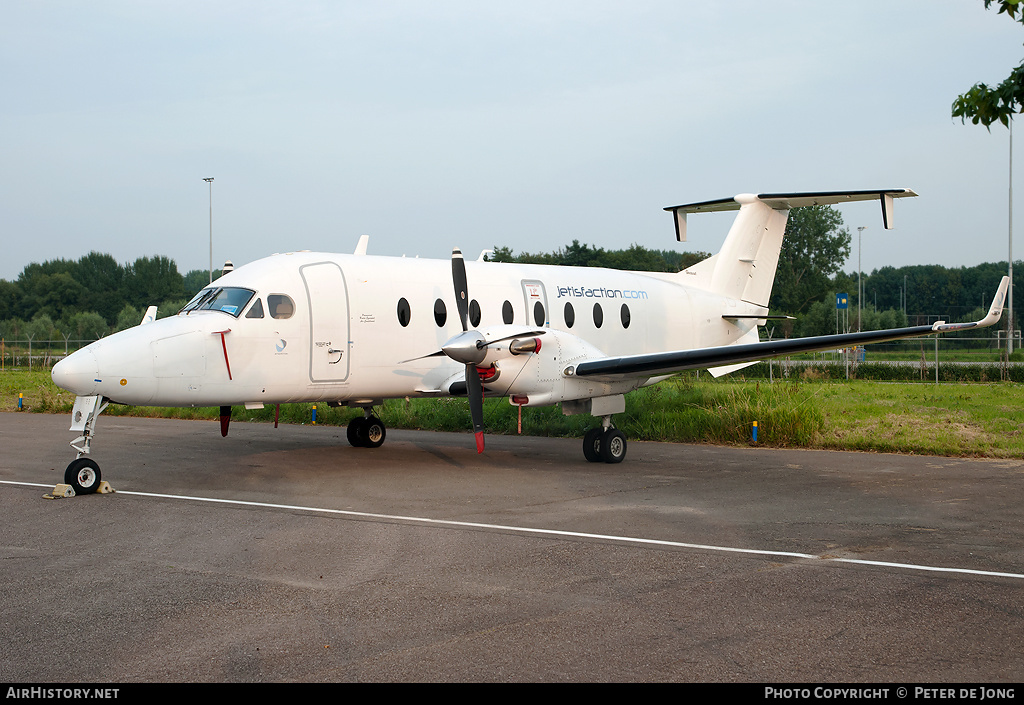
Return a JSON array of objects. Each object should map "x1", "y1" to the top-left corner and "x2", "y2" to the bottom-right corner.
[{"x1": 62, "y1": 395, "x2": 110, "y2": 495}]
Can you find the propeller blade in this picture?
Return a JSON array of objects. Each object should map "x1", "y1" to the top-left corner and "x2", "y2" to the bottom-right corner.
[
  {"x1": 452, "y1": 247, "x2": 470, "y2": 332},
  {"x1": 465, "y1": 364, "x2": 485, "y2": 453},
  {"x1": 398, "y1": 350, "x2": 448, "y2": 365}
]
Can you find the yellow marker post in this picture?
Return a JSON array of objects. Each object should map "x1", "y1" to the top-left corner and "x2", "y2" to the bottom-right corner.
[
  {"x1": 18, "y1": 392, "x2": 24, "y2": 411},
  {"x1": 752, "y1": 420, "x2": 758, "y2": 442},
  {"x1": 312, "y1": 404, "x2": 317, "y2": 425}
]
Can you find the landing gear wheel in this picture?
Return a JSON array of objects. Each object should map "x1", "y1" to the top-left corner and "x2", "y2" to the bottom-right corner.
[
  {"x1": 363, "y1": 416, "x2": 386, "y2": 448},
  {"x1": 600, "y1": 429, "x2": 627, "y2": 464},
  {"x1": 347, "y1": 417, "x2": 368, "y2": 447},
  {"x1": 583, "y1": 428, "x2": 604, "y2": 463},
  {"x1": 65, "y1": 458, "x2": 101, "y2": 494},
  {"x1": 348, "y1": 416, "x2": 386, "y2": 448}
]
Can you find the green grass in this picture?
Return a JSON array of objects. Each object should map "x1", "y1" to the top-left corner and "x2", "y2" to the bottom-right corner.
[{"x1": 3, "y1": 369, "x2": 1024, "y2": 458}]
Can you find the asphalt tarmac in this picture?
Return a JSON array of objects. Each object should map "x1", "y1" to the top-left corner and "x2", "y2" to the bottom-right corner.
[{"x1": 1, "y1": 412, "x2": 1022, "y2": 683}]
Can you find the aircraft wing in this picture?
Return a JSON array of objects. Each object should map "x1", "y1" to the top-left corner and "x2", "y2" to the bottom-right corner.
[{"x1": 574, "y1": 276, "x2": 1009, "y2": 380}]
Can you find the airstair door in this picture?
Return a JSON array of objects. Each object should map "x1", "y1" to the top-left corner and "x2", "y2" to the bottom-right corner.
[{"x1": 301, "y1": 261, "x2": 350, "y2": 383}]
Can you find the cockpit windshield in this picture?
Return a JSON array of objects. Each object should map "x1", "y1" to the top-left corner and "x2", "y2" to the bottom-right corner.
[{"x1": 179, "y1": 287, "x2": 256, "y2": 318}]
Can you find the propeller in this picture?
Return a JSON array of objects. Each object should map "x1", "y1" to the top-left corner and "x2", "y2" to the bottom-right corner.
[
  {"x1": 400, "y1": 247, "x2": 546, "y2": 452},
  {"x1": 451, "y1": 248, "x2": 486, "y2": 453}
]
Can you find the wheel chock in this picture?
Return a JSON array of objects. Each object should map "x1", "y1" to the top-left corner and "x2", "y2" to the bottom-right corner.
[
  {"x1": 44, "y1": 484, "x2": 76, "y2": 499},
  {"x1": 43, "y1": 481, "x2": 115, "y2": 499}
]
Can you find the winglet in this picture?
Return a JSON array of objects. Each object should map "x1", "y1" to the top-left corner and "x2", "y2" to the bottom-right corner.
[
  {"x1": 354, "y1": 235, "x2": 369, "y2": 255},
  {"x1": 933, "y1": 276, "x2": 1009, "y2": 332},
  {"x1": 985, "y1": 275, "x2": 1010, "y2": 324}
]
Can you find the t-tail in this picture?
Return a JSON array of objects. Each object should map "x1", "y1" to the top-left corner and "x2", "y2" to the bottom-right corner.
[{"x1": 665, "y1": 189, "x2": 918, "y2": 306}]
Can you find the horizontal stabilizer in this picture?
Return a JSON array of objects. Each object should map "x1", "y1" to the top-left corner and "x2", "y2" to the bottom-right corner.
[{"x1": 665, "y1": 189, "x2": 917, "y2": 241}]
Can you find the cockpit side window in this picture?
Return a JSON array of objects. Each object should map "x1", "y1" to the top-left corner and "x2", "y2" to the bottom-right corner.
[
  {"x1": 180, "y1": 287, "x2": 256, "y2": 318},
  {"x1": 245, "y1": 298, "x2": 265, "y2": 319},
  {"x1": 268, "y1": 294, "x2": 295, "y2": 319}
]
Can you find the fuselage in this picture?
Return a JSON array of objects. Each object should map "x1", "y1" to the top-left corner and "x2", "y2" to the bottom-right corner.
[{"x1": 51, "y1": 250, "x2": 763, "y2": 409}]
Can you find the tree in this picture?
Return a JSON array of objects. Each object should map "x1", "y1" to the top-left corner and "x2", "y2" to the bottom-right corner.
[
  {"x1": 183, "y1": 269, "x2": 210, "y2": 297},
  {"x1": 770, "y1": 206, "x2": 851, "y2": 314},
  {"x1": 18, "y1": 271, "x2": 85, "y2": 322},
  {"x1": 65, "y1": 311, "x2": 109, "y2": 341},
  {"x1": 0, "y1": 280, "x2": 19, "y2": 321},
  {"x1": 487, "y1": 240, "x2": 710, "y2": 272},
  {"x1": 114, "y1": 304, "x2": 143, "y2": 332},
  {"x1": 24, "y1": 314, "x2": 56, "y2": 342},
  {"x1": 952, "y1": 1, "x2": 1024, "y2": 128},
  {"x1": 124, "y1": 256, "x2": 185, "y2": 311},
  {"x1": 75, "y1": 252, "x2": 125, "y2": 323}
]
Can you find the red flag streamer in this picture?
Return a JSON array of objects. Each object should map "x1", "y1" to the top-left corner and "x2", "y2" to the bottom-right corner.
[{"x1": 213, "y1": 329, "x2": 232, "y2": 380}]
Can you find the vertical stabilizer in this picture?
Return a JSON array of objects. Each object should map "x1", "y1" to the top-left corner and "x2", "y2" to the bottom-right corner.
[
  {"x1": 666, "y1": 189, "x2": 917, "y2": 307},
  {"x1": 708, "y1": 195, "x2": 789, "y2": 307}
]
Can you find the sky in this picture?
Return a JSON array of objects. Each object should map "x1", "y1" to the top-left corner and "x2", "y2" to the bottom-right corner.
[{"x1": 2, "y1": 1, "x2": 1023, "y2": 284}]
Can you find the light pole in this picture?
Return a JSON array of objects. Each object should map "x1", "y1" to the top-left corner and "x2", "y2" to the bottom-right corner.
[
  {"x1": 857, "y1": 226, "x2": 866, "y2": 332},
  {"x1": 203, "y1": 177, "x2": 214, "y2": 283},
  {"x1": 1009, "y1": 121, "x2": 1015, "y2": 355}
]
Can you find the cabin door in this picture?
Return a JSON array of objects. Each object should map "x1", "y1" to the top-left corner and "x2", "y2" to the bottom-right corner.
[{"x1": 300, "y1": 261, "x2": 350, "y2": 383}]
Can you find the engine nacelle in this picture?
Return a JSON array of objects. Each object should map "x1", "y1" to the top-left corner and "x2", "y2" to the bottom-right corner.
[{"x1": 492, "y1": 328, "x2": 645, "y2": 407}]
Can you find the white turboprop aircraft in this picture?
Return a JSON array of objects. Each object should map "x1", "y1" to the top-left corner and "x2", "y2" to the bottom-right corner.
[{"x1": 51, "y1": 189, "x2": 1009, "y2": 494}]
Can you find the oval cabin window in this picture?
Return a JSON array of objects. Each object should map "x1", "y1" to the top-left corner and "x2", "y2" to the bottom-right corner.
[{"x1": 397, "y1": 298, "x2": 411, "y2": 327}]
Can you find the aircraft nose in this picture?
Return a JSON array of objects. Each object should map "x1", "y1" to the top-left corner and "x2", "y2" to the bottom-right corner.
[{"x1": 51, "y1": 347, "x2": 99, "y2": 396}]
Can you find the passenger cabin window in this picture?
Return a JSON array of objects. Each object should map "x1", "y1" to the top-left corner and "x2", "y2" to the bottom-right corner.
[
  {"x1": 533, "y1": 301, "x2": 545, "y2": 327},
  {"x1": 434, "y1": 298, "x2": 447, "y2": 327},
  {"x1": 397, "y1": 298, "x2": 411, "y2": 327},
  {"x1": 268, "y1": 294, "x2": 295, "y2": 319},
  {"x1": 180, "y1": 287, "x2": 255, "y2": 318},
  {"x1": 469, "y1": 299, "x2": 481, "y2": 327},
  {"x1": 502, "y1": 300, "x2": 514, "y2": 324},
  {"x1": 564, "y1": 302, "x2": 575, "y2": 328},
  {"x1": 245, "y1": 298, "x2": 265, "y2": 319},
  {"x1": 593, "y1": 303, "x2": 604, "y2": 328},
  {"x1": 620, "y1": 303, "x2": 631, "y2": 329}
]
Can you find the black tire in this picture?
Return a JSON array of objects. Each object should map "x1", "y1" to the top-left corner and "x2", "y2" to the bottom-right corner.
[
  {"x1": 347, "y1": 417, "x2": 368, "y2": 447},
  {"x1": 600, "y1": 429, "x2": 627, "y2": 464},
  {"x1": 363, "y1": 416, "x2": 386, "y2": 448},
  {"x1": 65, "y1": 458, "x2": 101, "y2": 494},
  {"x1": 583, "y1": 427, "x2": 604, "y2": 463}
]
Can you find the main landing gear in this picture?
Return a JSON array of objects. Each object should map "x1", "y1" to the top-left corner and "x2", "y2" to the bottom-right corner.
[
  {"x1": 582, "y1": 417, "x2": 627, "y2": 464},
  {"x1": 347, "y1": 410, "x2": 386, "y2": 448}
]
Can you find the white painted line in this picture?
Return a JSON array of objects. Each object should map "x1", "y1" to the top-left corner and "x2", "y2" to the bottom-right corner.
[{"x1": 6, "y1": 480, "x2": 1024, "y2": 580}]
